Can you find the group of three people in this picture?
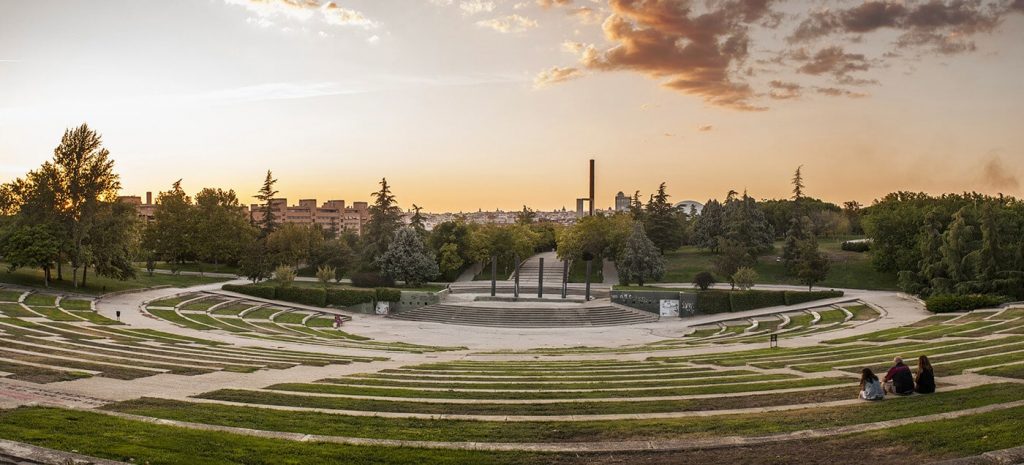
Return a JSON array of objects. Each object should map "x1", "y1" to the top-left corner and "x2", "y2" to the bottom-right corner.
[{"x1": 859, "y1": 356, "x2": 935, "y2": 400}]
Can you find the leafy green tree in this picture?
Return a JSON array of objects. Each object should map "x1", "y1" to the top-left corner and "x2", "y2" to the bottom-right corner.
[
  {"x1": 722, "y1": 190, "x2": 774, "y2": 255},
  {"x1": 629, "y1": 191, "x2": 645, "y2": 222},
  {"x1": 309, "y1": 239, "x2": 353, "y2": 282},
  {"x1": 616, "y1": 222, "x2": 664, "y2": 286},
  {"x1": 794, "y1": 237, "x2": 830, "y2": 290},
  {"x1": 470, "y1": 224, "x2": 540, "y2": 275},
  {"x1": 266, "y1": 223, "x2": 323, "y2": 268},
  {"x1": 194, "y1": 188, "x2": 256, "y2": 266},
  {"x1": 427, "y1": 220, "x2": 475, "y2": 280},
  {"x1": 644, "y1": 182, "x2": 683, "y2": 254},
  {"x1": 377, "y1": 226, "x2": 439, "y2": 287},
  {"x1": 362, "y1": 178, "x2": 403, "y2": 269},
  {"x1": 0, "y1": 224, "x2": 61, "y2": 287},
  {"x1": 692, "y1": 199, "x2": 724, "y2": 252},
  {"x1": 254, "y1": 170, "x2": 278, "y2": 236},
  {"x1": 437, "y1": 242, "x2": 465, "y2": 280},
  {"x1": 692, "y1": 271, "x2": 716, "y2": 290},
  {"x1": 87, "y1": 201, "x2": 139, "y2": 283},
  {"x1": 409, "y1": 204, "x2": 427, "y2": 237},
  {"x1": 50, "y1": 124, "x2": 122, "y2": 287},
  {"x1": 782, "y1": 215, "x2": 814, "y2": 273},
  {"x1": 713, "y1": 238, "x2": 755, "y2": 289},
  {"x1": 144, "y1": 180, "x2": 195, "y2": 273},
  {"x1": 732, "y1": 267, "x2": 758, "y2": 291},
  {"x1": 516, "y1": 205, "x2": 536, "y2": 225},
  {"x1": 239, "y1": 240, "x2": 273, "y2": 283}
]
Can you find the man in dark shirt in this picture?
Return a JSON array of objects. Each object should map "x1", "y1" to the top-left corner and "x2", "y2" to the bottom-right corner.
[{"x1": 883, "y1": 357, "x2": 915, "y2": 395}]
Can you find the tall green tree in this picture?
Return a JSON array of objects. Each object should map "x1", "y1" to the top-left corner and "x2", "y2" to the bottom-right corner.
[
  {"x1": 516, "y1": 205, "x2": 536, "y2": 225},
  {"x1": 616, "y1": 222, "x2": 664, "y2": 286},
  {"x1": 362, "y1": 178, "x2": 403, "y2": 269},
  {"x1": 195, "y1": 188, "x2": 256, "y2": 266},
  {"x1": 644, "y1": 182, "x2": 683, "y2": 254},
  {"x1": 377, "y1": 226, "x2": 439, "y2": 287},
  {"x1": 794, "y1": 236, "x2": 830, "y2": 290},
  {"x1": 722, "y1": 190, "x2": 774, "y2": 255},
  {"x1": 0, "y1": 224, "x2": 61, "y2": 287},
  {"x1": 143, "y1": 180, "x2": 195, "y2": 273},
  {"x1": 254, "y1": 170, "x2": 278, "y2": 236},
  {"x1": 692, "y1": 199, "x2": 724, "y2": 252},
  {"x1": 409, "y1": 204, "x2": 427, "y2": 236}
]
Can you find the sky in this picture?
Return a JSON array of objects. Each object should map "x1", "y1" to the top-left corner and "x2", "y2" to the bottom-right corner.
[{"x1": 1, "y1": 0, "x2": 1022, "y2": 212}]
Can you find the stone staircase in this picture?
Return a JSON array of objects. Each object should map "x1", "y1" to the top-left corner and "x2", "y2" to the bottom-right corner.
[{"x1": 388, "y1": 302, "x2": 657, "y2": 328}]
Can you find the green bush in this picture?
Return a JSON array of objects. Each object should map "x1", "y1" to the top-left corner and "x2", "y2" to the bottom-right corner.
[
  {"x1": 729, "y1": 290, "x2": 786, "y2": 312},
  {"x1": 925, "y1": 294, "x2": 1011, "y2": 313},
  {"x1": 375, "y1": 288, "x2": 402, "y2": 303},
  {"x1": 841, "y1": 241, "x2": 871, "y2": 252},
  {"x1": 326, "y1": 288, "x2": 375, "y2": 307},
  {"x1": 275, "y1": 287, "x2": 327, "y2": 307},
  {"x1": 351, "y1": 272, "x2": 395, "y2": 288},
  {"x1": 784, "y1": 290, "x2": 844, "y2": 305},
  {"x1": 694, "y1": 291, "x2": 731, "y2": 314},
  {"x1": 222, "y1": 284, "x2": 276, "y2": 299}
]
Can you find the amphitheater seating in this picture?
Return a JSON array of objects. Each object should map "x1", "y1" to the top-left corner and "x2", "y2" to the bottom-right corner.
[{"x1": 388, "y1": 302, "x2": 658, "y2": 327}]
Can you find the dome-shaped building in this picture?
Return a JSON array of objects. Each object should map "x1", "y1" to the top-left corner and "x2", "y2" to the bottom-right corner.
[{"x1": 673, "y1": 200, "x2": 704, "y2": 214}]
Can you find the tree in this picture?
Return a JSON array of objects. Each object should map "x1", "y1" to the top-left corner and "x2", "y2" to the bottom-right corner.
[
  {"x1": 616, "y1": 222, "x2": 665, "y2": 286},
  {"x1": 692, "y1": 199, "x2": 724, "y2": 251},
  {"x1": 377, "y1": 226, "x2": 439, "y2": 287},
  {"x1": 144, "y1": 180, "x2": 195, "y2": 273},
  {"x1": 713, "y1": 238, "x2": 754, "y2": 289},
  {"x1": 437, "y1": 242, "x2": 465, "y2": 280},
  {"x1": 644, "y1": 183, "x2": 684, "y2": 254},
  {"x1": 428, "y1": 220, "x2": 475, "y2": 281},
  {"x1": 722, "y1": 190, "x2": 774, "y2": 255},
  {"x1": 782, "y1": 214, "x2": 814, "y2": 273},
  {"x1": 88, "y1": 201, "x2": 139, "y2": 282},
  {"x1": 274, "y1": 265, "x2": 296, "y2": 287},
  {"x1": 50, "y1": 124, "x2": 122, "y2": 288},
  {"x1": 791, "y1": 165, "x2": 805, "y2": 201},
  {"x1": 316, "y1": 265, "x2": 336, "y2": 289},
  {"x1": 362, "y1": 178, "x2": 404, "y2": 268},
  {"x1": 310, "y1": 239, "x2": 354, "y2": 282},
  {"x1": 629, "y1": 191, "x2": 645, "y2": 221},
  {"x1": 732, "y1": 267, "x2": 758, "y2": 291},
  {"x1": 239, "y1": 240, "x2": 273, "y2": 283},
  {"x1": 254, "y1": 170, "x2": 279, "y2": 236},
  {"x1": 693, "y1": 271, "x2": 716, "y2": 290},
  {"x1": 794, "y1": 237, "x2": 830, "y2": 290},
  {"x1": 409, "y1": 204, "x2": 427, "y2": 236},
  {"x1": 194, "y1": 188, "x2": 256, "y2": 266},
  {"x1": 0, "y1": 224, "x2": 60, "y2": 287},
  {"x1": 516, "y1": 205, "x2": 536, "y2": 225}
]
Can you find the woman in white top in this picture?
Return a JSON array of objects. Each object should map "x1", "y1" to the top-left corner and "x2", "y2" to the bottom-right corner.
[{"x1": 860, "y1": 367, "x2": 885, "y2": 401}]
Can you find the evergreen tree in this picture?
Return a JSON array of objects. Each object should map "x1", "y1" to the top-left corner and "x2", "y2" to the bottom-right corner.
[
  {"x1": 782, "y1": 215, "x2": 813, "y2": 272},
  {"x1": 791, "y1": 165, "x2": 805, "y2": 201},
  {"x1": 629, "y1": 191, "x2": 645, "y2": 222},
  {"x1": 362, "y1": 178, "x2": 404, "y2": 269},
  {"x1": 794, "y1": 236, "x2": 830, "y2": 290},
  {"x1": 254, "y1": 170, "x2": 278, "y2": 236},
  {"x1": 713, "y1": 238, "x2": 754, "y2": 288},
  {"x1": 616, "y1": 222, "x2": 664, "y2": 286},
  {"x1": 410, "y1": 204, "x2": 427, "y2": 236},
  {"x1": 692, "y1": 199, "x2": 724, "y2": 251},
  {"x1": 722, "y1": 190, "x2": 774, "y2": 255},
  {"x1": 644, "y1": 182, "x2": 683, "y2": 254},
  {"x1": 692, "y1": 271, "x2": 716, "y2": 290},
  {"x1": 516, "y1": 205, "x2": 536, "y2": 225},
  {"x1": 377, "y1": 226, "x2": 439, "y2": 287}
]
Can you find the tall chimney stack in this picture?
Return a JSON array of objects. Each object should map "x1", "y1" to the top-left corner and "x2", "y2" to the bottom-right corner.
[
  {"x1": 588, "y1": 159, "x2": 595, "y2": 216},
  {"x1": 146, "y1": 191, "x2": 152, "y2": 205}
]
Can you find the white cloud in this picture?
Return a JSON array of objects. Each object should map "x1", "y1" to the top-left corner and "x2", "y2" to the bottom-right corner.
[
  {"x1": 460, "y1": 0, "x2": 496, "y2": 15},
  {"x1": 477, "y1": 14, "x2": 538, "y2": 33},
  {"x1": 320, "y1": 1, "x2": 378, "y2": 29}
]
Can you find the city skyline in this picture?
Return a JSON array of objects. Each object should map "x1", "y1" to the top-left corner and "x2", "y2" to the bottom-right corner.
[{"x1": 2, "y1": 0, "x2": 1023, "y2": 211}]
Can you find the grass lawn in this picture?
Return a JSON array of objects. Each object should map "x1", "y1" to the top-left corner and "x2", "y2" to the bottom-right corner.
[
  {"x1": 0, "y1": 289, "x2": 23, "y2": 301},
  {"x1": 68, "y1": 311, "x2": 122, "y2": 325},
  {"x1": 0, "y1": 303, "x2": 36, "y2": 317},
  {"x1": 139, "y1": 261, "x2": 240, "y2": 275},
  {"x1": 287, "y1": 280, "x2": 446, "y2": 293},
  {"x1": 659, "y1": 236, "x2": 898, "y2": 290},
  {"x1": 104, "y1": 383, "x2": 1024, "y2": 443},
  {"x1": 0, "y1": 265, "x2": 230, "y2": 295},
  {"x1": 23, "y1": 293, "x2": 57, "y2": 306}
]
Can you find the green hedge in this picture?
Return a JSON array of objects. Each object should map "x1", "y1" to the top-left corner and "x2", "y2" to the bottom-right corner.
[
  {"x1": 925, "y1": 294, "x2": 1011, "y2": 313},
  {"x1": 785, "y1": 290, "x2": 844, "y2": 305},
  {"x1": 222, "y1": 284, "x2": 276, "y2": 299},
  {"x1": 375, "y1": 288, "x2": 402, "y2": 303},
  {"x1": 695, "y1": 291, "x2": 732, "y2": 314},
  {"x1": 351, "y1": 272, "x2": 395, "y2": 288},
  {"x1": 729, "y1": 290, "x2": 787, "y2": 312},
  {"x1": 326, "y1": 289, "x2": 375, "y2": 307},
  {"x1": 275, "y1": 287, "x2": 326, "y2": 307},
  {"x1": 841, "y1": 241, "x2": 870, "y2": 252}
]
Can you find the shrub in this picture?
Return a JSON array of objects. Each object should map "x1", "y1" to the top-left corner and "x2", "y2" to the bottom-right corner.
[
  {"x1": 326, "y1": 288, "x2": 375, "y2": 307},
  {"x1": 732, "y1": 267, "x2": 758, "y2": 291},
  {"x1": 694, "y1": 291, "x2": 731, "y2": 314},
  {"x1": 925, "y1": 294, "x2": 1011, "y2": 313},
  {"x1": 784, "y1": 290, "x2": 844, "y2": 305},
  {"x1": 351, "y1": 272, "x2": 395, "y2": 288},
  {"x1": 222, "y1": 283, "x2": 276, "y2": 299},
  {"x1": 275, "y1": 287, "x2": 326, "y2": 307},
  {"x1": 730, "y1": 290, "x2": 786, "y2": 312},
  {"x1": 274, "y1": 265, "x2": 297, "y2": 286},
  {"x1": 692, "y1": 271, "x2": 716, "y2": 291},
  {"x1": 375, "y1": 288, "x2": 402, "y2": 303},
  {"x1": 841, "y1": 241, "x2": 871, "y2": 252}
]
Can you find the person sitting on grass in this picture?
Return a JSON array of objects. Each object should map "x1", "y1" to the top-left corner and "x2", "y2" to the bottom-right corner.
[
  {"x1": 915, "y1": 355, "x2": 936, "y2": 394},
  {"x1": 859, "y1": 368, "x2": 884, "y2": 401},
  {"x1": 883, "y1": 357, "x2": 915, "y2": 396}
]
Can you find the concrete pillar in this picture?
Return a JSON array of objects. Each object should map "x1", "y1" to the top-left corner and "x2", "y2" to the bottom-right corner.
[
  {"x1": 562, "y1": 260, "x2": 568, "y2": 299},
  {"x1": 538, "y1": 258, "x2": 544, "y2": 298},
  {"x1": 585, "y1": 259, "x2": 592, "y2": 301},
  {"x1": 490, "y1": 255, "x2": 497, "y2": 297},
  {"x1": 513, "y1": 254, "x2": 520, "y2": 299},
  {"x1": 588, "y1": 159, "x2": 595, "y2": 216}
]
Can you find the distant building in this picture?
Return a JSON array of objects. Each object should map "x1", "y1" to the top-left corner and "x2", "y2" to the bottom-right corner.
[
  {"x1": 250, "y1": 198, "x2": 369, "y2": 234},
  {"x1": 118, "y1": 192, "x2": 156, "y2": 222},
  {"x1": 614, "y1": 191, "x2": 630, "y2": 212},
  {"x1": 674, "y1": 200, "x2": 704, "y2": 215}
]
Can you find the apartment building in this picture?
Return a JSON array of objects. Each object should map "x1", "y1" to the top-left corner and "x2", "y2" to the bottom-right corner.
[
  {"x1": 250, "y1": 198, "x2": 370, "y2": 234},
  {"x1": 117, "y1": 192, "x2": 157, "y2": 222}
]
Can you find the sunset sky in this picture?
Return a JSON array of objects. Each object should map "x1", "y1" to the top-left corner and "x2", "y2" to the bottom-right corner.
[{"x1": 1, "y1": 0, "x2": 1022, "y2": 212}]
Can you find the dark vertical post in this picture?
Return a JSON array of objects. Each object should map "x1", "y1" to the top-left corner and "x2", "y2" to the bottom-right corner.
[
  {"x1": 513, "y1": 254, "x2": 520, "y2": 299},
  {"x1": 490, "y1": 255, "x2": 497, "y2": 297},
  {"x1": 538, "y1": 258, "x2": 544, "y2": 298},
  {"x1": 588, "y1": 159, "x2": 595, "y2": 216},
  {"x1": 561, "y1": 260, "x2": 568, "y2": 299},
  {"x1": 585, "y1": 259, "x2": 592, "y2": 301}
]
